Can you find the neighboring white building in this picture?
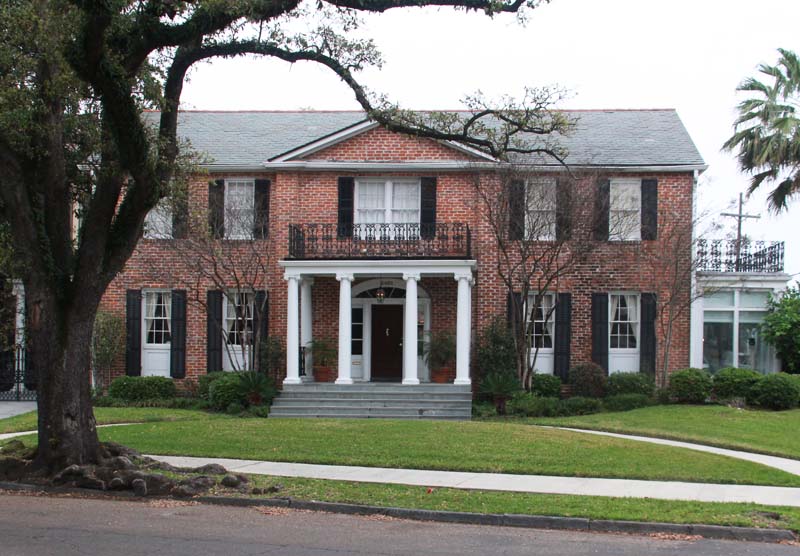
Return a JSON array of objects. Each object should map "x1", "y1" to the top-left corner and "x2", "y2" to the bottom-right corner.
[{"x1": 690, "y1": 239, "x2": 788, "y2": 374}]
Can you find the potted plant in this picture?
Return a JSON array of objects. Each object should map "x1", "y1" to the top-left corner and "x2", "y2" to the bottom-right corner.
[
  {"x1": 424, "y1": 332, "x2": 457, "y2": 383},
  {"x1": 309, "y1": 338, "x2": 337, "y2": 382},
  {"x1": 479, "y1": 371, "x2": 522, "y2": 415}
]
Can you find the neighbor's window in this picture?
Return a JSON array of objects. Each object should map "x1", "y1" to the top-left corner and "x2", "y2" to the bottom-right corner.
[
  {"x1": 143, "y1": 202, "x2": 173, "y2": 239},
  {"x1": 144, "y1": 291, "x2": 171, "y2": 345},
  {"x1": 224, "y1": 291, "x2": 254, "y2": 346},
  {"x1": 609, "y1": 178, "x2": 641, "y2": 241},
  {"x1": 526, "y1": 293, "x2": 555, "y2": 349},
  {"x1": 610, "y1": 293, "x2": 639, "y2": 349},
  {"x1": 224, "y1": 179, "x2": 255, "y2": 240},
  {"x1": 525, "y1": 177, "x2": 557, "y2": 241}
]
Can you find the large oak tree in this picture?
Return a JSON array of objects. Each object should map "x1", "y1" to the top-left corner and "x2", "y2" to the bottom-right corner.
[{"x1": 0, "y1": 0, "x2": 571, "y2": 470}]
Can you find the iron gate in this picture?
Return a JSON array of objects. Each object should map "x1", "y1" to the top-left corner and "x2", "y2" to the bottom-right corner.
[{"x1": 0, "y1": 347, "x2": 36, "y2": 401}]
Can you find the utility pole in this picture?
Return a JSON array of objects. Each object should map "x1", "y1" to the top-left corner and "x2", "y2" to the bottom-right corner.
[{"x1": 721, "y1": 193, "x2": 760, "y2": 271}]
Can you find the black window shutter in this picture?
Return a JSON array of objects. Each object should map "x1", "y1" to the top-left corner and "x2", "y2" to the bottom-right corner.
[
  {"x1": 640, "y1": 293, "x2": 657, "y2": 375},
  {"x1": 555, "y1": 178, "x2": 572, "y2": 241},
  {"x1": 253, "y1": 179, "x2": 271, "y2": 239},
  {"x1": 641, "y1": 179, "x2": 658, "y2": 240},
  {"x1": 206, "y1": 290, "x2": 223, "y2": 372},
  {"x1": 591, "y1": 293, "x2": 609, "y2": 373},
  {"x1": 255, "y1": 290, "x2": 268, "y2": 372},
  {"x1": 594, "y1": 179, "x2": 610, "y2": 241},
  {"x1": 337, "y1": 177, "x2": 354, "y2": 238},
  {"x1": 208, "y1": 179, "x2": 225, "y2": 239},
  {"x1": 554, "y1": 293, "x2": 572, "y2": 380},
  {"x1": 170, "y1": 290, "x2": 187, "y2": 379},
  {"x1": 508, "y1": 180, "x2": 525, "y2": 240},
  {"x1": 420, "y1": 177, "x2": 437, "y2": 240},
  {"x1": 506, "y1": 291, "x2": 523, "y2": 336},
  {"x1": 125, "y1": 289, "x2": 142, "y2": 377}
]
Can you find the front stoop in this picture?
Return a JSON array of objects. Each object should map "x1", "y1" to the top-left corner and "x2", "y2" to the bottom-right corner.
[{"x1": 270, "y1": 383, "x2": 472, "y2": 420}]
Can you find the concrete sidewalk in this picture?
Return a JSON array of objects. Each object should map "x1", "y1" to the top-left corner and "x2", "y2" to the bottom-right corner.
[
  {"x1": 151, "y1": 454, "x2": 800, "y2": 507},
  {"x1": 0, "y1": 403, "x2": 36, "y2": 420}
]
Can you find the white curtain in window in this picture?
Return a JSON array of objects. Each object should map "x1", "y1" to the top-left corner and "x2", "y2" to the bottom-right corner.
[
  {"x1": 162, "y1": 293, "x2": 172, "y2": 334},
  {"x1": 391, "y1": 180, "x2": 420, "y2": 224},
  {"x1": 543, "y1": 295, "x2": 555, "y2": 340},
  {"x1": 225, "y1": 180, "x2": 255, "y2": 239},
  {"x1": 610, "y1": 294, "x2": 620, "y2": 323},
  {"x1": 145, "y1": 293, "x2": 157, "y2": 337},
  {"x1": 357, "y1": 181, "x2": 385, "y2": 224},
  {"x1": 625, "y1": 294, "x2": 638, "y2": 342}
]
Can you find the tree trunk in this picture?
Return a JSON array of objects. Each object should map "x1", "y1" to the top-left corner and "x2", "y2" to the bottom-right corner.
[
  {"x1": 28, "y1": 282, "x2": 101, "y2": 472},
  {"x1": 661, "y1": 316, "x2": 675, "y2": 390}
]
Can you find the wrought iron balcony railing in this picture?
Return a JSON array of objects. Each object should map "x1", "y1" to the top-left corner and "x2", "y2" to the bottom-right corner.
[
  {"x1": 288, "y1": 223, "x2": 472, "y2": 260},
  {"x1": 696, "y1": 239, "x2": 785, "y2": 273}
]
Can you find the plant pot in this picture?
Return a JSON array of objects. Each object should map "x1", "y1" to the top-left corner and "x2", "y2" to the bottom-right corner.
[
  {"x1": 313, "y1": 366, "x2": 335, "y2": 383},
  {"x1": 431, "y1": 366, "x2": 456, "y2": 384}
]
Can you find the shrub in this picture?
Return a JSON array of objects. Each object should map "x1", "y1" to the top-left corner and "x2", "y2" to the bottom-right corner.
[
  {"x1": 668, "y1": 368, "x2": 712, "y2": 404},
  {"x1": 108, "y1": 376, "x2": 177, "y2": 401},
  {"x1": 761, "y1": 284, "x2": 800, "y2": 373},
  {"x1": 531, "y1": 374, "x2": 561, "y2": 398},
  {"x1": 208, "y1": 373, "x2": 245, "y2": 411},
  {"x1": 507, "y1": 392, "x2": 559, "y2": 417},
  {"x1": 558, "y1": 396, "x2": 602, "y2": 416},
  {"x1": 91, "y1": 310, "x2": 125, "y2": 392},
  {"x1": 198, "y1": 372, "x2": 227, "y2": 401},
  {"x1": 606, "y1": 373, "x2": 654, "y2": 397},
  {"x1": 712, "y1": 367, "x2": 762, "y2": 400},
  {"x1": 747, "y1": 373, "x2": 800, "y2": 410},
  {"x1": 259, "y1": 336, "x2": 285, "y2": 378},
  {"x1": 479, "y1": 371, "x2": 522, "y2": 415},
  {"x1": 568, "y1": 363, "x2": 607, "y2": 398},
  {"x1": 237, "y1": 371, "x2": 277, "y2": 407},
  {"x1": 246, "y1": 405, "x2": 271, "y2": 418},
  {"x1": 226, "y1": 402, "x2": 246, "y2": 415},
  {"x1": 603, "y1": 393, "x2": 652, "y2": 412},
  {"x1": 472, "y1": 401, "x2": 497, "y2": 419},
  {"x1": 476, "y1": 318, "x2": 516, "y2": 378}
]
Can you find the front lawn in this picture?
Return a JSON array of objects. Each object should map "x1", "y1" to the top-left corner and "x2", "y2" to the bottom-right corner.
[
  {"x1": 239, "y1": 475, "x2": 800, "y2": 532},
  {"x1": 0, "y1": 408, "x2": 221, "y2": 435},
  {"x1": 83, "y1": 417, "x2": 800, "y2": 486},
  {"x1": 527, "y1": 405, "x2": 800, "y2": 459}
]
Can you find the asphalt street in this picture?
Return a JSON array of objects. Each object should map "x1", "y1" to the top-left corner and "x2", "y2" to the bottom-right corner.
[{"x1": 0, "y1": 493, "x2": 795, "y2": 556}]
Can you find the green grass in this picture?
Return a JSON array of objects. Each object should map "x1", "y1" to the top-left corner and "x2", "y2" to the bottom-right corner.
[
  {"x1": 0, "y1": 408, "x2": 220, "y2": 434},
  {"x1": 527, "y1": 405, "x2": 800, "y2": 460},
  {"x1": 78, "y1": 417, "x2": 800, "y2": 486},
  {"x1": 238, "y1": 474, "x2": 800, "y2": 532}
]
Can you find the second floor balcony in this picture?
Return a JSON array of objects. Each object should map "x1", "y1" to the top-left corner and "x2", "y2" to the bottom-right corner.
[
  {"x1": 697, "y1": 239, "x2": 785, "y2": 274},
  {"x1": 287, "y1": 222, "x2": 472, "y2": 260}
]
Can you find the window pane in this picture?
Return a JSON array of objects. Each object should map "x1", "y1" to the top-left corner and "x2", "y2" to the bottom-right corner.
[
  {"x1": 225, "y1": 180, "x2": 255, "y2": 239},
  {"x1": 609, "y1": 179, "x2": 642, "y2": 241},
  {"x1": 526, "y1": 178, "x2": 557, "y2": 240},
  {"x1": 740, "y1": 291, "x2": 770, "y2": 308},
  {"x1": 704, "y1": 310, "x2": 734, "y2": 323},
  {"x1": 703, "y1": 321, "x2": 734, "y2": 372},
  {"x1": 144, "y1": 202, "x2": 173, "y2": 239},
  {"x1": 144, "y1": 292, "x2": 171, "y2": 345},
  {"x1": 610, "y1": 294, "x2": 638, "y2": 350},
  {"x1": 738, "y1": 322, "x2": 772, "y2": 372},
  {"x1": 704, "y1": 291, "x2": 734, "y2": 308}
]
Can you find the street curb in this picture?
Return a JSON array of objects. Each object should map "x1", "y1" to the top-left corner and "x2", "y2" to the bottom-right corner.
[{"x1": 1, "y1": 482, "x2": 795, "y2": 544}]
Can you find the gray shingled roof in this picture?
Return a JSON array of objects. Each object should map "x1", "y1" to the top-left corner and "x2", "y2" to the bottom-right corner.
[{"x1": 143, "y1": 109, "x2": 704, "y2": 168}]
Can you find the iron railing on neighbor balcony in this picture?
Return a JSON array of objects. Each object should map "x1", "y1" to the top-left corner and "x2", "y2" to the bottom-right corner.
[
  {"x1": 288, "y1": 223, "x2": 472, "y2": 260},
  {"x1": 696, "y1": 239, "x2": 785, "y2": 273},
  {"x1": 0, "y1": 346, "x2": 36, "y2": 402}
]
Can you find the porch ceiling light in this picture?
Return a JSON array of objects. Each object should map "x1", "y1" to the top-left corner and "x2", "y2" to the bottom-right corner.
[{"x1": 374, "y1": 287, "x2": 386, "y2": 304}]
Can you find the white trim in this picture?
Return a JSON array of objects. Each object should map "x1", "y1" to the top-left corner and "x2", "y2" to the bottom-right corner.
[
  {"x1": 257, "y1": 161, "x2": 708, "y2": 173},
  {"x1": 282, "y1": 259, "x2": 477, "y2": 280},
  {"x1": 440, "y1": 140, "x2": 498, "y2": 162},
  {"x1": 269, "y1": 121, "x2": 378, "y2": 162},
  {"x1": 141, "y1": 289, "x2": 172, "y2": 378}
]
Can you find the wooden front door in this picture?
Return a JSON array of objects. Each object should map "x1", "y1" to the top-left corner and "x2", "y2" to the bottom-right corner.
[{"x1": 370, "y1": 305, "x2": 403, "y2": 382}]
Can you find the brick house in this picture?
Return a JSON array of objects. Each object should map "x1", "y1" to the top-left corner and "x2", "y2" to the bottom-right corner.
[{"x1": 95, "y1": 109, "x2": 708, "y2": 416}]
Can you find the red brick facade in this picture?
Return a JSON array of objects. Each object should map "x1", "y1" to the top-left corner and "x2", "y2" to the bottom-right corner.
[{"x1": 99, "y1": 124, "x2": 694, "y2": 390}]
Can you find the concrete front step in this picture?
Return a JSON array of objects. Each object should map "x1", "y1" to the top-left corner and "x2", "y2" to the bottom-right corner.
[
  {"x1": 272, "y1": 382, "x2": 472, "y2": 420},
  {"x1": 270, "y1": 413, "x2": 468, "y2": 420}
]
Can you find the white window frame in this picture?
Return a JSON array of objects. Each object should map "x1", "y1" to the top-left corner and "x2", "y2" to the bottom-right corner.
[
  {"x1": 353, "y1": 178, "x2": 422, "y2": 232},
  {"x1": 223, "y1": 290, "x2": 255, "y2": 347},
  {"x1": 143, "y1": 201, "x2": 173, "y2": 240},
  {"x1": 609, "y1": 178, "x2": 642, "y2": 242},
  {"x1": 142, "y1": 290, "x2": 172, "y2": 347},
  {"x1": 525, "y1": 177, "x2": 557, "y2": 241},
  {"x1": 224, "y1": 178, "x2": 255, "y2": 240},
  {"x1": 609, "y1": 292, "x2": 640, "y2": 351},
  {"x1": 526, "y1": 293, "x2": 556, "y2": 351}
]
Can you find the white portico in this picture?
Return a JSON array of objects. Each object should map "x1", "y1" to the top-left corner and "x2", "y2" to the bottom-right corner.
[{"x1": 281, "y1": 259, "x2": 476, "y2": 386}]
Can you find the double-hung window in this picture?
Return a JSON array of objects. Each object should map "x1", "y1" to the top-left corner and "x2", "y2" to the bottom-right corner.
[
  {"x1": 354, "y1": 178, "x2": 421, "y2": 236},
  {"x1": 144, "y1": 202, "x2": 173, "y2": 239},
  {"x1": 609, "y1": 293, "x2": 639, "y2": 349},
  {"x1": 224, "y1": 179, "x2": 255, "y2": 240},
  {"x1": 144, "y1": 291, "x2": 172, "y2": 345},
  {"x1": 526, "y1": 293, "x2": 555, "y2": 349},
  {"x1": 224, "y1": 291, "x2": 254, "y2": 346},
  {"x1": 525, "y1": 178, "x2": 557, "y2": 241},
  {"x1": 609, "y1": 178, "x2": 641, "y2": 241}
]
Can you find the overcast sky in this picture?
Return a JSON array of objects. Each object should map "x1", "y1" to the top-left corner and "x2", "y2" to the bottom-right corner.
[{"x1": 180, "y1": 0, "x2": 799, "y2": 276}]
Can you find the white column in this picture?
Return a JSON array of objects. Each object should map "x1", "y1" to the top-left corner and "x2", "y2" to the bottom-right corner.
[
  {"x1": 336, "y1": 273, "x2": 354, "y2": 385},
  {"x1": 300, "y1": 278, "x2": 314, "y2": 380},
  {"x1": 402, "y1": 273, "x2": 420, "y2": 385},
  {"x1": 455, "y1": 274, "x2": 473, "y2": 385},
  {"x1": 284, "y1": 275, "x2": 301, "y2": 385}
]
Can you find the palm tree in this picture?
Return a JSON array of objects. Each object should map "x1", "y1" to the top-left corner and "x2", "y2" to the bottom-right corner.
[{"x1": 724, "y1": 48, "x2": 800, "y2": 211}]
